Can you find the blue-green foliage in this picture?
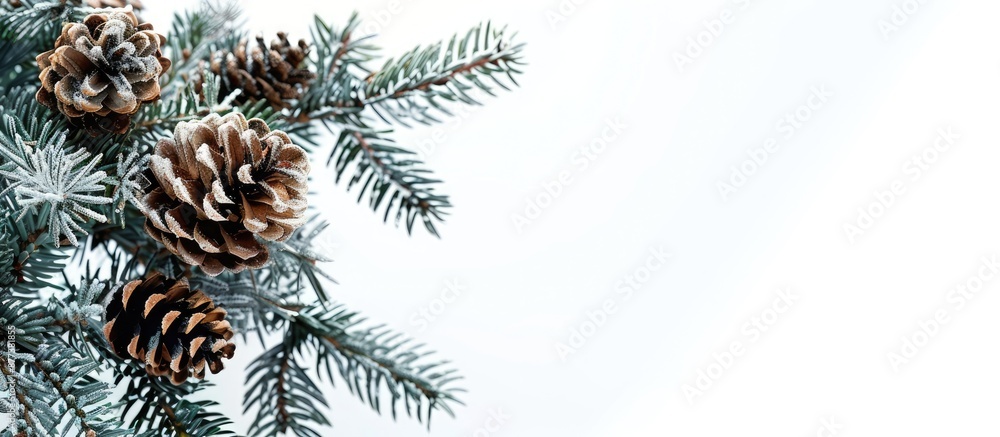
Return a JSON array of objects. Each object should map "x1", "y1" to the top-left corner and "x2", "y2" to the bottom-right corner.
[{"x1": 1, "y1": 0, "x2": 524, "y2": 435}]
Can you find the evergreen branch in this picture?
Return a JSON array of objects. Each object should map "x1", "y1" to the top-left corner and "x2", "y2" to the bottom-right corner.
[
  {"x1": 88, "y1": 322, "x2": 238, "y2": 437},
  {"x1": 295, "y1": 13, "x2": 375, "y2": 119},
  {"x1": 108, "y1": 147, "x2": 147, "y2": 227},
  {"x1": 330, "y1": 125, "x2": 450, "y2": 236},
  {"x1": 0, "y1": 214, "x2": 72, "y2": 299},
  {"x1": 244, "y1": 331, "x2": 330, "y2": 437},
  {"x1": 191, "y1": 272, "x2": 292, "y2": 347},
  {"x1": 256, "y1": 216, "x2": 335, "y2": 305},
  {"x1": 281, "y1": 303, "x2": 463, "y2": 428},
  {"x1": 0, "y1": 38, "x2": 36, "y2": 89},
  {"x1": 161, "y1": 0, "x2": 244, "y2": 97},
  {"x1": 0, "y1": 1, "x2": 83, "y2": 52},
  {"x1": 0, "y1": 2, "x2": 526, "y2": 434},
  {"x1": 0, "y1": 349, "x2": 37, "y2": 433},
  {"x1": 0, "y1": 280, "x2": 118, "y2": 436},
  {"x1": 156, "y1": 400, "x2": 186, "y2": 437},
  {"x1": 362, "y1": 22, "x2": 525, "y2": 126},
  {"x1": 0, "y1": 116, "x2": 112, "y2": 248},
  {"x1": 0, "y1": 298, "x2": 124, "y2": 437},
  {"x1": 28, "y1": 345, "x2": 129, "y2": 437},
  {"x1": 39, "y1": 278, "x2": 241, "y2": 437},
  {"x1": 0, "y1": 87, "x2": 61, "y2": 141}
]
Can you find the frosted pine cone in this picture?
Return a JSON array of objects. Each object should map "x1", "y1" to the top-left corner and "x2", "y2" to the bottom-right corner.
[
  {"x1": 35, "y1": 6, "x2": 169, "y2": 135},
  {"x1": 195, "y1": 33, "x2": 314, "y2": 109},
  {"x1": 141, "y1": 112, "x2": 310, "y2": 276},
  {"x1": 103, "y1": 273, "x2": 236, "y2": 385}
]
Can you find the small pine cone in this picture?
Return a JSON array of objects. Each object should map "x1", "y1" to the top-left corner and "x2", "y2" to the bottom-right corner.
[
  {"x1": 103, "y1": 273, "x2": 236, "y2": 385},
  {"x1": 197, "y1": 33, "x2": 314, "y2": 109},
  {"x1": 35, "y1": 6, "x2": 169, "y2": 135},
  {"x1": 141, "y1": 112, "x2": 310, "y2": 276}
]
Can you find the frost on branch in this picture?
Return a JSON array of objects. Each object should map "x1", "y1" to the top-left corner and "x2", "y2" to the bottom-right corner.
[{"x1": 0, "y1": 116, "x2": 111, "y2": 247}]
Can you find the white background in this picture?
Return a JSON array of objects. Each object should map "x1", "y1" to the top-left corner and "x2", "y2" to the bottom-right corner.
[{"x1": 141, "y1": 0, "x2": 1000, "y2": 435}]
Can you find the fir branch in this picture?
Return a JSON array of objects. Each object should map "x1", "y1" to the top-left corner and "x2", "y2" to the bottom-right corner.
[
  {"x1": 0, "y1": 116, "x2": 112, "y2": 248},
  {"x1": 0, "y1": 214, "x2": 71, "y2": 298},
  {"x1": 294, "y1": 13, "x2": 374, "y2": 119},
  {"x1": 0, "y1": 1, "x2": 83, "y2": 51},
  {"x1": 244, "y1": 331, "x2": 330, "y2": 437},
  {"x1": 257, "y1": 216, "x2": 335, "y2": 304},
  {"x1": 191, "y1": 272, "x2": 292, "y2": 346},
  {"x1": 108, "y1": 148, "x2": 147, "y2": 227},
  {"x1": 274, "y1": 302, "x2": 463, "y2": 428},
  {"x1": 38, "y1": 277, "x2": 241, "y2": 437},
  {"x1": 160, "y1": 0, "x2": 244, "y2": 97},
  {"x1": 0, "y1": 87, "x2": 61, "y2": 141},
  {"x1": 76, "y1": 319, "x2": 239, "y2": 437},
  {"x1": 27, "y1": 345, "x2": 128, "y2": 437},
  {"x1": 0, "y1": 349, "x2": 37, "y2": 433},
  {"x1": 330, "y1": 124, "x2": 450, "y2": 236},
  {"x1": 0, "y1": 38, "x2": 36, "y2": 89},
  {"x1": 1, "y1": 2, "x2": 526, "y2": 435},
  {"x1": 0, "y1": 302, "x2": 124, "y2": 437},
  {"x1": 362, "y1": 22, "x2": 524, "y2": 126}
]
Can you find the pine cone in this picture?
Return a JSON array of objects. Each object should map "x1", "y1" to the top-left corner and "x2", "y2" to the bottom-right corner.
[
  {"x1": 35, "y1": 6, "x2": 169, "y2": 135},
  {"x1": 103, "y1": 273, "x2": 236, "y2": 385},
  {"x1": 196, "y1": 33, "x2": 314, "y2": 109},
  {"x1": 141, "y1": 112, "x2": 310, "y2": 276}
]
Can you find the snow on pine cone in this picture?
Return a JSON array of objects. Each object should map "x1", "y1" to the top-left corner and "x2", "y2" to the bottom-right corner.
[
  {"x1": 35, "y1": 6, "x2": 168, "y2": 135},
  {"x1": 103, "y1": 273, "x2": 235, "y2": 385},
  {"x1": 141, "y1": 112, "x2": 310, "y2": 276},
  {"x1": 194, "y1": 33, "x2": 314, "y2": 109}
]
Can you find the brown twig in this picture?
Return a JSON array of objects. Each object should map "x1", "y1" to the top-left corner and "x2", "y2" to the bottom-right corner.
[
  {"x1": 275, "y1": 354, "x2": 291, "y2": 433},
  {"x1": 351, "y1": 131, "x2": 431, "y2": 211},
  {"x1": 0, "y1": 354, "x2": 34, "y2": 431},
  {"x1": 13, "y1": 227, "x2": 46, "y2": 284},
  {"x1": 32, "y1": 360, "x2": 96, "y2": 436},
  {"x1": 159, "y1": 400, "x2": 190, "y2": 437}
]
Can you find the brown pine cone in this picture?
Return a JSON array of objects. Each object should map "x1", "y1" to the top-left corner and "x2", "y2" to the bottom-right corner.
[
  {"x1": 141, "y1": 112, "x2": 310, "y2": 276},
  {"x1": 196, "y1": 33, "x2": 314, "y2": 109},
  {"x1": 103, "y1": 273, "x2": 236, "y2": 385},
  {"x1": 35, "y1": 6, "x2": 169, "y2": 135}
]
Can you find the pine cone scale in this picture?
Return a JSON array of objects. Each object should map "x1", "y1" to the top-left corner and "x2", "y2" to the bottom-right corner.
[{"x1": 161, "y1": 310, "x2": 181, "y2": 334}]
